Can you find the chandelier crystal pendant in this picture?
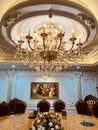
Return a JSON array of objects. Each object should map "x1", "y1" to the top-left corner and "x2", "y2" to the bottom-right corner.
[{"x1": 15, "y1": 13, "x2": 83, "y2": 75}]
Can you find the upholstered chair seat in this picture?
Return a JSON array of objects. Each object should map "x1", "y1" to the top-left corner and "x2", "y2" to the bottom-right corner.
[
  {"x1": 53, "y1": 99, "x2": 65, "y2": 112},
  {"x1": 37, "y1": 99, "x2": 50, "y2": 112}
]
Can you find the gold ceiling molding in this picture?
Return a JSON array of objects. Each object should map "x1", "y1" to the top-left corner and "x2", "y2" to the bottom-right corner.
[
  {"x1": 77, "y1": 14, "x2": 95, "y2": 29},
  {"x1": 3, "y1": 12, "x2": 22, "y2": 29},
  {"x1": 0, "y1": 57, "x2": 97, "y2": 67}
]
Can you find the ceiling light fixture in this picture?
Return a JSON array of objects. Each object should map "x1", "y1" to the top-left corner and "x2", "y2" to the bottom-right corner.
[
  {"x1": 16, "y1": 9, "x2": 85, "y2": 74},
  {"x1": 15, "y1": 10, "x2": 83, "y2": 76}
]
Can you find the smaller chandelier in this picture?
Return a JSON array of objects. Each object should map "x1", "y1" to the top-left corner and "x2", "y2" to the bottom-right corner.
[{"x1": 15, "y1": 15, "x2": 83, "y2": 75}]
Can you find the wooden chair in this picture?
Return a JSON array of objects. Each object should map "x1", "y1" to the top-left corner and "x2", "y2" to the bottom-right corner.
[
  {"x1": 37, "y1": 99, "x2": 50, "y2": 112},
  {"x1": 84, "y1": 95, "x2": 97, "y2": 116},
  {"x1": 75, "y1": 100, "x2": 87, "y2": 115},
  {"x1": 0, "y1": 102, "x2": 10, "y2": 116},
  {"x1": 53, "y1": 99, "x2": 65, "y2": 112},
  {"x1": 14, "y1": 100, "x2": 27, "y2": 114}
]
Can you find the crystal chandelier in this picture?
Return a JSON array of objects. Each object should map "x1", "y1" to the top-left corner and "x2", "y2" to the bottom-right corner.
[{"x1": 15, "y1": 13, "x2": 83, "y2": 75}]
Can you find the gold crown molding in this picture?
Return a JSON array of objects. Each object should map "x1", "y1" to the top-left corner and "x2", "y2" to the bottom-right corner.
[
  {"x1": 0, "y1": 60, "x2": 96, "y2": 67},
  {"x1": 0, "y1": 68, "x2": 97, "y2": 73}
]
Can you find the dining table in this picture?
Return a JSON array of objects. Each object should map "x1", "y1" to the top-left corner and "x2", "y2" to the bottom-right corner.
[{"x1": 0, "y1": 112, "x2": 98, "y2": 130}]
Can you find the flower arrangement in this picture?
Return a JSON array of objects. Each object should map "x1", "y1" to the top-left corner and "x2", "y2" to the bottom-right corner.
[{"x1": 31, "y1": 112, "x2": 62, "y2": 130}]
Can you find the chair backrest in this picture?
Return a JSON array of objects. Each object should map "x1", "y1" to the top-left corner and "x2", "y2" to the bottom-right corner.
[
  {"x1": 37, "y1": 99, "x2": 50, "y2": 112},
  {"x1": 8, "y1": 98, "x2": 20, "y2": 114},
  {"x1": 53, "y1": 99, "x2": 65, "y2": 112},
  {"x1": 75, "y1": 100, "x2": 87, "y2": 115},
  {"x1": 0, "y1": 102, "x2": 10, "y2": 116},
  {"x1": 14, "y1": 100, "x2": 27, "y2": 114},
  {"x1": 84, "y1": 95, "x2": 97, "y2": 115}
]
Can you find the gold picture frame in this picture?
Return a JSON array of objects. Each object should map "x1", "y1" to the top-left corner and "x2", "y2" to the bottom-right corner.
[{"x1": 30, "y1": 82, "x2": 59, "y2": 99}]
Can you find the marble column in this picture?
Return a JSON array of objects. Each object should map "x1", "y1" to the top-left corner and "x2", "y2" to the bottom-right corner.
[
  {"x1": 6, "y1": 71, "x2": 15, "y2": 102},
  {"x1": 76, "y1": 72, "x2": 82, "y2": 100}
]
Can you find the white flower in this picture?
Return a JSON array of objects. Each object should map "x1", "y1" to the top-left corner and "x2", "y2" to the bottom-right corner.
[
  {"x1": 49, "y1": 122, "x2": 53, "y2": 127},
  {"x1": 37, "y1": 127, "x2": 41, "y2": 130},
  {"x1": 51, "y1": 114, "x2": 54, "y2": 118},
  {"x1": 55, "y1": 125, "x2": 59, "y2": 129},
  {"x1": 50, "y1": 128, "x2": 55, "y2": 130},
  {"x1": 32, "y1": 126, "x2": 36, "y2": 130},
  {"x1": 37, "y1": 119, "x2": 40, "y2": 123},
  {"x1": 43, "y1": 112, "x2": 47, "y2": 115},
  {"x1": 45, "y1": 112, "x2": 48, "y2": 115},
  {"x1": 42, "y1": 127, "x2": 45, "y2": 130},
  {"x1": 39, "y1": 114, "x2": 42, "y2": 117}
]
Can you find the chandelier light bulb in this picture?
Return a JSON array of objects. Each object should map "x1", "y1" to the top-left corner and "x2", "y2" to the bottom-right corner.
[
  {"x1": 72, "y1": 29, "x2": 74, "y2": 33},
  {"x1": 72, "y1": 29, "x2": 75, "y2": 37},
  {"x1": 28, "y1": 30, "x2": 30, "y2": 36},
  {"x1": 20, "y1": 32, "x2": 23, "y2": 40},
  {"x1": 79, "y1": 37, "x2": 81, "y2": 43},
  {"x1": 59, "y1": 25, "x2": 62, "y2": 29}
]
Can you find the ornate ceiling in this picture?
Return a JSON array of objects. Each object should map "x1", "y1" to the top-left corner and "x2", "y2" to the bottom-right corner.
[{"x1": 0, "y1": 0, "x2": 98, "y2": 72}]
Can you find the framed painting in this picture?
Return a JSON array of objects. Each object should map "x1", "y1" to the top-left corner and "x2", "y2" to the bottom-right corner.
[{"x1": 30, "y1": 82, "x2": 59, "y2": 99}]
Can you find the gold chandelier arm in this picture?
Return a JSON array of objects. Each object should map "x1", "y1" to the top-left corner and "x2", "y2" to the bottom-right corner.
[
  {"x1": 43, "y1": 37, "x2": 45, "y2": 50},
  {"x1": 67, "y1": 36, "x2": 77, "y2": 52},
  {"x1": 25, "y1": 30, "x2": 34, "y2": 51},
  {"x1": 67, "y1": 42, "x2": 75, "y2": 52},
  {"x1": 41, "y1": 30, "x2": 48, "y2": 50},
  {"x1": 28, "y1": 40, "x2": 34, "y2": 51},
  {"x1": 58, "y1": 38, "x2": 62, "y2": 49},
  {"x1": 57, "y1": 33, "x2": 65, "y2": 49}
]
